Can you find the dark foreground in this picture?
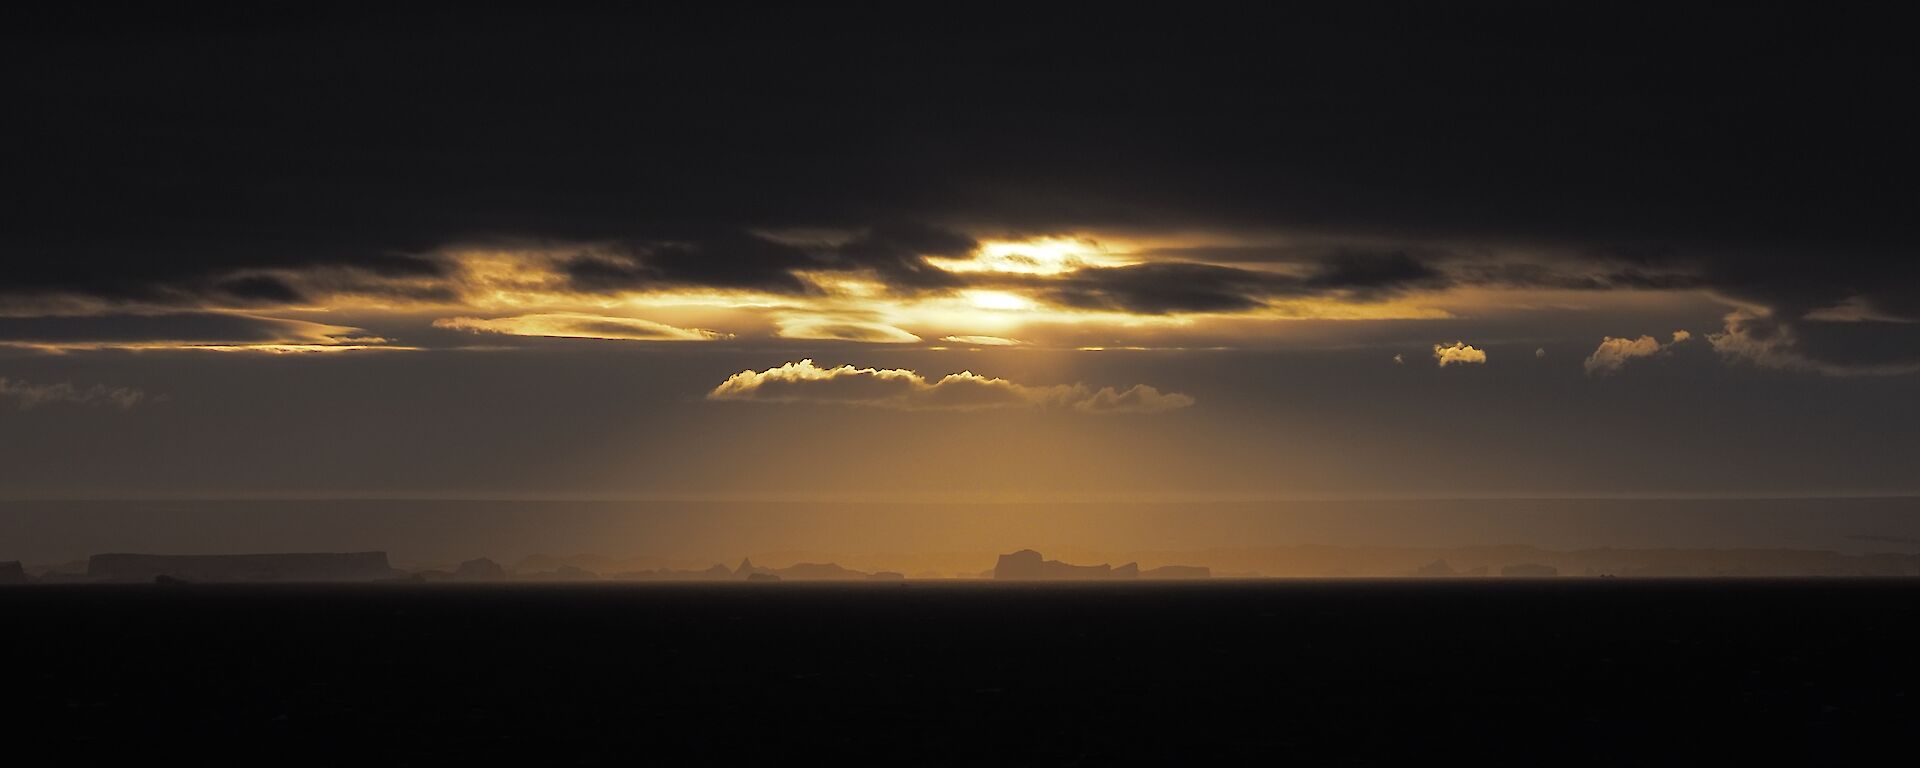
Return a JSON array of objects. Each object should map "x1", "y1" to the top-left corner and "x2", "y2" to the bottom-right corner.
[{"x1": 5, "y1": 581, "x2": 1917, "y2": 765}]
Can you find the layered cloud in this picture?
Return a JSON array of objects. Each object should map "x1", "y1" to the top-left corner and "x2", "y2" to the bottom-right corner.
[
  {"x1": 433, "y1": 314, "x2": 730, "y2": 342},
  {"x1": 0, "y1": 312, "x2": 392, "y2": 353},
  {"x1": 771, "y1": 316, "x2": 923, "y2": 344},
  {"x1": 708, "y1": 360, "x2": 1193, "y2": 413},
  {"x1": 5, "y1": 235, "x2": 1435, "y2": 353},
  {"x1": 0, "y1": 234, "x2": 1684, "y2": 356},
  {"x1": 3, "y1": 234, "x2": 1908, "y2": 376},
  {"x1": 1432, "y1": 342, "x2": 1487, "y2": 367},
  {"x1": 942, "y1": 335, "x2": 1026, "y2": 346},
  {"x1": 0, "y1": 377, "x2": 153, "y2": 409}
]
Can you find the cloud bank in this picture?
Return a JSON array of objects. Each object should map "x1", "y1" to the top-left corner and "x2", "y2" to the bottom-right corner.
[{"x1": 707, "y1": 360, "x2": 1193, "y2": 413}]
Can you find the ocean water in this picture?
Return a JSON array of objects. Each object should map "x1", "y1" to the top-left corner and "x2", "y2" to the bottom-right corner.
[{"x1": 6, "y1": 580, "x2": 1917, "y2": 764}]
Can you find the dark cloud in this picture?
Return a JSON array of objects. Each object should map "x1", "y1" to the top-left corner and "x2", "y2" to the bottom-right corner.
[
  {"x1": 538, "y1": 222, "x2": 981, "y2": 298},
  {"x1": 551, "y1": 222, "x2": 984, "y2": 297},
  {"x1": 1448, "y1": 261, "x2": 1710, "y2": 292},
  {"x1": 1036, "y1": 263, "x2": 1283, "y2": 315},
  {"x1": 1304, "y1": 251, "x2": 1450, "y2": 298},
  {"x1": 1791, "y1": 321, "x2": 1920, "y2": 370},
  {"x1": 1027, "y1": 251, "x2": 1463, "y2": 315},
  {"x1": 216, "y1": 276, "x2": 308, "y2": 304},
  {"x1": 829, "y1": 222, "x2": 976, "y2": 290},
  {"x1": 2, "y1": 5, "x2": 1916, "y2": 365},
  {"x1": 562, "y1": 234, "x2": 818, "y2": 295},
  {"x1": 1712, "y1": 311, "x2": 1920, "y2": 375}
]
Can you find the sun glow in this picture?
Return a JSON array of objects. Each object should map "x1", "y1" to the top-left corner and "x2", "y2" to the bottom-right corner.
[
  {"x1": 966, "y1": 290, "x2": 1036, "y2": 311},
  {"x1": 929, "y1": 237, "x2": 1137, "y2": 275},
  {"x1": 252, "y1": 236, "x2": 1488, "y2": 353}
]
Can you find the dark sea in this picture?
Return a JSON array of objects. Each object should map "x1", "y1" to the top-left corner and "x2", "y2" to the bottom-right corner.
[{"x1": 6, "y1": 580, "x2": 1917, "y2": 765}]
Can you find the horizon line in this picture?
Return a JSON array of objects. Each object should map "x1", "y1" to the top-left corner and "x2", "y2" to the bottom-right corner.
[{"x1": 5, "y1": 492, "x2": 1919, "y2": 505}]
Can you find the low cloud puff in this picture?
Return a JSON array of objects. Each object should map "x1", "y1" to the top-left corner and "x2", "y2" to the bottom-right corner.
[
  {"x1": 0, "y1": 377, "x2": 153, "y2": 409},
  {"x1": 1432, "y1": 342, "x2": 1487, "y2": 367},
  {"x1": 433, "y1": 313, "x2": 731, "y2": 342},
  {"x1": 707, "y1": 360, "x2": 1193, "y2": 413},
  {"x1": 1584, "y1": 330, "x2": 1692, "y2": 375}
]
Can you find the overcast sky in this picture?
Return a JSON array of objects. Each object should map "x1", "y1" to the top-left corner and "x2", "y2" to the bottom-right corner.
[{"x1": 3, "y1": 5, "x2": 1917, "y2": 500}]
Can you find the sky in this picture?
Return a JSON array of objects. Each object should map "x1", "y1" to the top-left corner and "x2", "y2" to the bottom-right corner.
[{"x1": 3, "y1": 5, "x2": 1918, "y2": 502}]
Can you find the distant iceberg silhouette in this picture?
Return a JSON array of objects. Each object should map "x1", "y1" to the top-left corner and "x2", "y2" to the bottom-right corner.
[{"x1": 993, "y1": 550, "x2": 1209, "y2": 580}]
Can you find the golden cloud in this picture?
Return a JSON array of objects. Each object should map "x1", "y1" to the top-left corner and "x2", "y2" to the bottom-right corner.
[
  {"x1": 1432, "y1": 341, "x2": 1487, "y2": 367},
  {"x1": 708, "y1": 359, "x2": 1194, "y2": 413},
  {"x1": 941, "y1": 335, "x2": 1026, "y2": 346},
  {"x1": 773, "y1": 317, "x2": 922, "y2": 344},
  {"x1": 1584, "y1": 329, "x2": 1692, "y2": 375},
  {"x1": 432, "y1": 313, "x2": 732, "y2": 342}
]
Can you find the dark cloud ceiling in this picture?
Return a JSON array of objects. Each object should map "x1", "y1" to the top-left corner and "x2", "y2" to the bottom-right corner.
[{"x1": 3, "y1": 4, "x2": 1916, "y2": 368}]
